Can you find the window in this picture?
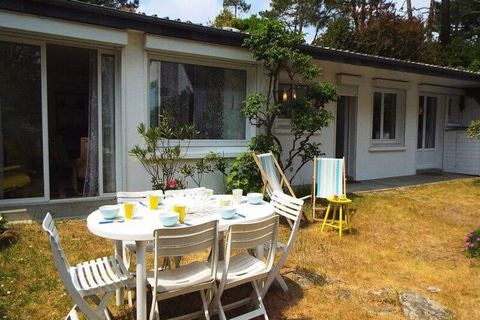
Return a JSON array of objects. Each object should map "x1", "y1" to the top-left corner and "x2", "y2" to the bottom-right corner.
[
  {"x1": 447, "y1": 95, "x2": 463, "y2": 125},
  {"x1": 148, "y1": 60, "x2": 247, "y2": 140},
  {"x1": 371, "y1": 90, "x2": 405, "y2": 144}
]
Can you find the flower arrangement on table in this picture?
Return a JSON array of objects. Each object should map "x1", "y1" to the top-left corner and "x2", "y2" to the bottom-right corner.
[{"x1": 464, "y1": 229, "x2": 480, "y2": 257}]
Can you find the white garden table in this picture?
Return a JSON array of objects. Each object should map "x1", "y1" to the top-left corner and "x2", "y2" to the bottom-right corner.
[{"x1": 87, "y1": 196, "x2": 274, "y2": 320}]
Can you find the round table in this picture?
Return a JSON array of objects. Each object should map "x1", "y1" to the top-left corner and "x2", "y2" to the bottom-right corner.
[{"x1": 87, "y1": 197, "x2": 275, "y2": 320}]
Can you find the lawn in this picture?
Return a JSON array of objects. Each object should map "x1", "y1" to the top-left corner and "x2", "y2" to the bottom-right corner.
[{"x1": 1, "y1": 178, "x2": 479, "y2": 319}]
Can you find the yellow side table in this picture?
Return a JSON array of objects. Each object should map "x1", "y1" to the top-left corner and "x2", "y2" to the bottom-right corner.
[{"x1": 321, "y1": 196, "x2": 352, "y2": 238}]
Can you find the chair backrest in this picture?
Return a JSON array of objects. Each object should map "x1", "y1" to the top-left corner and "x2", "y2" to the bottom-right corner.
[
  {"x1": 43, "y1": 213, "x2": 100, "y2": 319},
  {"x1": 253, "y1": 152, "x2": 295, "y2": 197},
  {"x1": 223, "y1": 215, "x2": 279, "y2": 280},
  {"x1": 313, "y1": 157, "x2": 345, "y2": 199},
  {"x1": 116, "y1": 191, "x2": 148, "y2": 204},
  {"x1": 151, "y1": 220, "x2": 218, "y2": 289},
  {"x1": 164, "y1": 187, "x2": 206, "y2": 200},
  {"x1": 262, "y1": 191, "x2": 303, "y2": 297}
]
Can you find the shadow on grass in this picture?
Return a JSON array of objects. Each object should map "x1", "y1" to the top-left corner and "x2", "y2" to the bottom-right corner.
[{"x1": 115, "y1": 279, "x2": 306, "y2": 320}]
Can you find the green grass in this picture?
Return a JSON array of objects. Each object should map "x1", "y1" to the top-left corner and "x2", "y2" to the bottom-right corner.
[{"x1": 1, "y1": 178, "x2": 480, "y2": 319}]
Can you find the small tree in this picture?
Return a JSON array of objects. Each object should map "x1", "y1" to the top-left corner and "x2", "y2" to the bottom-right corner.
[
  {"x1": 130, "y1": 113, "x2": 197, "y2": 191},
  {"x1": 242, "y1": 19, "x2": 336, "y2": 182}
]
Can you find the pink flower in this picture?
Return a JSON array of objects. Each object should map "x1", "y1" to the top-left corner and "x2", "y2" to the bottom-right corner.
[
  {"x1": 468, "y1": 243, "x2": 475, "y2": 248},
  {"x1": 167, "y1": 180, "x2": 177, "y2": 188},
  {"x1": 466, "y1": 242, "x2": 471, "y2": 247},
  {"x1": 477, "y1": 238, "x2": 480, "y2": 242}
]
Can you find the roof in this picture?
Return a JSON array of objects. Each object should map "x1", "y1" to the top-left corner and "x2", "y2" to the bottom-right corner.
[{"x1": 2, "y1": 0, "x2": 480, "y2": 82}]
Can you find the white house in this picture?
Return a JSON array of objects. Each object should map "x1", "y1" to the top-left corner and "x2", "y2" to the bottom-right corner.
[{"x1": 0, "y1": 0, "x2": 479, "y2": 207}]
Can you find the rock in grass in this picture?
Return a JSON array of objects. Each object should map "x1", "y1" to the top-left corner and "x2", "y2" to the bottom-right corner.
[{"x1": 399, "y1": 292, "x2": 453, "y2": 320}]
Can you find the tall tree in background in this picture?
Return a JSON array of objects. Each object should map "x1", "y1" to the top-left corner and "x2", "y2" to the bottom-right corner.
[
  {"x1": 78, "y1": 0, "x2": 139, "y2": 11},
  {"x1": 223, "y1": 0, "x2": 251, "y2": 18},
  {"x1": 263, "y1": 0, "x2": 328, "y2": 40},
  {"x1": 439, "y1": 0, "x2": 451, "y2": 44}
]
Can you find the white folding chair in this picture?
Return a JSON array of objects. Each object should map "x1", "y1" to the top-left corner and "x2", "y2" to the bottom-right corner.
[
  {"x1": 262, "y1": 191, "x2": 304, "y2": 296},
  {"x1": 214, "y1": 215, "x2": 279, "y2": 320},
  {"x1": 42, "y1": 213, "x2": 134, "y2": 320},
  {"x1": 116, "y1": 191, "x2": 150, "y2": 270},
  {"x1": 148, "y1": 220, "x2": 219, "y2": 320}
]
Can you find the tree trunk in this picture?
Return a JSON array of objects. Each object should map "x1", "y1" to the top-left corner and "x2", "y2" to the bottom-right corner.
[
  {"x1": 439, "y1": 0, "x2": 451, "y2": 45},
  {"x1": 406, "y1": 0, "x2": 413, "y2": 20},
  {"x1": 426, "y1": 0, "x2": 435, "y2": 42}
]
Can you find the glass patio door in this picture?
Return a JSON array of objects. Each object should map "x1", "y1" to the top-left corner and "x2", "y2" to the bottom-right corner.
[
  {"x1": 0, "y1": 41, "x2": 45, "y2": 200},
  {"x1": 417, "y1": 95, "x2": 440, "y2": 169}
]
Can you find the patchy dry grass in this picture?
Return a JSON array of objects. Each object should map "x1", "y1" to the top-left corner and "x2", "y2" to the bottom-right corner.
[{"x1": 1, "y1": 178, "x2": 480, "y2": 319}]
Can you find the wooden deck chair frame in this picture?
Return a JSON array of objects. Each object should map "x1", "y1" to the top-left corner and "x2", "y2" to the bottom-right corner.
[
  {"x1": 262, "y1": 191, "x2": 304, "y2": 296},
  {"x1": 213, "y1": 215, "x2": 279, "y2": 320},
  {"x1": 42, "y1": 213, "x2": 134, "y2": 320},
  {"x1": 252, "y1": 152, "x2": 296, "y2": 198},
  {"x1": 311, "y1": 157, "x2": 347, "y2": 221},
  {"x1": 149, "y1": 220, "x2": 219, "y2": 320},
  {"x1": 253, "y1": 152, "x2": 309, "y2": 224}
]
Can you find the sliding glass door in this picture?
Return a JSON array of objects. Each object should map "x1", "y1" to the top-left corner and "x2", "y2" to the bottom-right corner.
[
  {"x1": 0, "y1": 41, "x2": 44, "y2": 200},
  {"x1": 0, "y1": 40, "x2": 117, "y2": 203}
]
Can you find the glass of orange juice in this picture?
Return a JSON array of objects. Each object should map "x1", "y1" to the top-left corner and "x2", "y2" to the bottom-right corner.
[
  {"x1": 148, "y1": 194, "x2": 160, "y2": 210},
  {"x1": 172, "y1": 204, "x2": 187, "y2": 223},
  {"x1": 124, "y1": 202, "x2": 135, "y2": 220}
]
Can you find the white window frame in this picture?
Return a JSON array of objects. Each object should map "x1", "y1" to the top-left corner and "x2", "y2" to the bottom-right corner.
[
  {"x1": 147, "y1": 53, "x2": 255, "y2": 153},
  {"x1": 0, "y1": 34, "x2": 120, "y2": 205},
  {"x1": 371, "y1": 88, "x2": 405, "y2": 146}
]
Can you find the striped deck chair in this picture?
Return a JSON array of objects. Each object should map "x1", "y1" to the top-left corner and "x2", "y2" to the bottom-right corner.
[
  {"x1": 312, "y1": 157, "x2": 346, "y2": 220},
  {"x1": 253, "y1": 152, "x2": 294, "y2": 198}
]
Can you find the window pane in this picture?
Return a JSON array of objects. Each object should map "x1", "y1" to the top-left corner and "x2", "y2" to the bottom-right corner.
[
  {"x1": 383, "y1": 93, "x2": 396, "y2": 139},
  {"x1": 372, "y1": 92, "x2": 381, "y2": 139},
  {"x1": 418, "y1": 96, "x2": 424, "y2": 149},
  {"x1": 425, "y1": 97, "x2": 436, "y2": 148},
  {"x1": 102, "y1": 55, "x2": 116, "y2": 193},
  {"x1": 149, "y1": 61, "x2": 246, "y2": 139},
  {"x1": 0, "y1": 41, "x2": 44, "y2": 199}
]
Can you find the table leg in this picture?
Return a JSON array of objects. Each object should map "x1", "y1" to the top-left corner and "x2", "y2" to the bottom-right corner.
[
  {"x1": 136, "y1": 241, "x2": 147, "y2": 320},
  {"x1": 114, "y1": 240, "x2": 124, "y2": 306}
]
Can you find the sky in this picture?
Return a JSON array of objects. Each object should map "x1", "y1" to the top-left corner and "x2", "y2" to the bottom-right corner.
[{"x1": 139, "y1": 0, "x2": 432, "y2": 43}]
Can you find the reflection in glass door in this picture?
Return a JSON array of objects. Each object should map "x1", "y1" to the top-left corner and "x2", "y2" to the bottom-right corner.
[{"x1": 0, "y1": 41, "x2": 44, "y2": 200}]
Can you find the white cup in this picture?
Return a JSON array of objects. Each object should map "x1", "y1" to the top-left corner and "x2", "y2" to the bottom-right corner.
[{"x1": 232, "y1": 189, "x2": 243, "y2": 205}]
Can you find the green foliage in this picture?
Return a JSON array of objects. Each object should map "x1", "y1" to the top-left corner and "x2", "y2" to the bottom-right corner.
[
  {"x1": 231, "y1": 14, "x2": 263, "y2": 32},
  {"x1": 464, "y1": 229, "x2": 480, "y2": 258},
  {"x1": 0, "y1": 216, "x2": 18, "y2": 248},
  {"x1": 467, "y1": 120, "x2": 480, "y2": 140},
  {"x1": 213, "y1": 8, "x2": 235, "y2": 28},
  {"x1": 180, "y1": 152, "x2": 228, "y2": 187},
  {"x1": 77, "y1": 0, "x2": 139, "y2": 11},
  {"x1": 226, "y1": 153, "x2": 262, "y2": 193},
  {"x1": 318, "y1": 17, "x2": 355, "y2": 50},
  {"x1": 129, "y1": 113, "x2": 197, "y2": 191},
  {"x1": 241, "y1": 18, "x2": 335, "y2": 182}
]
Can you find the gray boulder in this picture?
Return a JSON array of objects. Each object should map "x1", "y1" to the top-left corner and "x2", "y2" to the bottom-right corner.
[{"x1": 399, "y1": 291, "x2": 453, "y2": 320}]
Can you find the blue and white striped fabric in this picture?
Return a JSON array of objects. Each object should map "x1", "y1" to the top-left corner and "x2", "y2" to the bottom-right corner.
[
  {"x1": 316, "y1": 158, "x2": 344, "y2": 198},
  {"x1": 258, "y1": 153, "x2": 282, "y2": 195}
]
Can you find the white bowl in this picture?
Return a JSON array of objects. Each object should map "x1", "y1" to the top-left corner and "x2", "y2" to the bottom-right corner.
[
  {"x1": 218, "y1": 206, "x2": 236, "y2": 219},
  {"x1": 246, "y1": 193, "x2": 263, "y2": 205},
  {"x1": 99, "y1": 205, "x2": 120, "y2": 219},
  {"x1": 159, "y1": 212, "x2": 179, "y2": 227}
]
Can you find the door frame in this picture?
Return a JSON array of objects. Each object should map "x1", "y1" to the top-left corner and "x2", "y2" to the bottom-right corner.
[
  {"x1": 0, "y1": 35, "x2": 121, "y2": 205},
  {"x1": 335, "y1": 94, "x2": 358, "y2": 180},
  {"x1": 416, "y1": 92, "x2": 444, "y2": 170}
]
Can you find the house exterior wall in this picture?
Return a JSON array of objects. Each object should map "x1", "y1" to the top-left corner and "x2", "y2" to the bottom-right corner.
[
  {"x1": 278, "y1": 59, "x2": 480, "y2": 184},
  {"x1": 0, "y1": 7, "x2": 479, "y2": 207}
]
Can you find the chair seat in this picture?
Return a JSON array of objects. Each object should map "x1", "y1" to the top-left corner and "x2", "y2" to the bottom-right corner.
[
  {"x1": 217, "y1": 253, "x2": 268, "y2": 287},
  {"x1": 147, "y1": 261, "x2": 213, "y2": 293},
  {"x1": 70, "y1": 255, "x2": 134, "y2": 297},
  {"x1": 123, "y1": 240, "x2": 154, "y2": 252}
]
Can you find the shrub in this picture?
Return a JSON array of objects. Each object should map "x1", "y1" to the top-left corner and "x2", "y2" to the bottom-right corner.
[
  {"x1": 464, "y1": 229, "x2": 480, "y2": 257},
  {"x1": 225, "y1": 153, "x2": 262, "y2": 193}
]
